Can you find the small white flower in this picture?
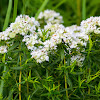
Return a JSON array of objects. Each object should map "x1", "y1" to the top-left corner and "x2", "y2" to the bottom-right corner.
[
  {"x1": 37, "y1": 9, "x2": 63, "y2": 24},
  {"x1": 0, "y1": 46, "x2": 7, "y2": 54}
]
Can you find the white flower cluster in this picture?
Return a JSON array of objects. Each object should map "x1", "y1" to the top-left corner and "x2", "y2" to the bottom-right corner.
[
  {"x1": 42, "y1": 23, "x2": 65, "y2": 50},
  {"x1": 0, "y1": 15, "x2": 39, "y2": 41},
  {"x1": 37, "y1": 9, "x2": 63, "y2": 24},
  {"x1": 0, "y1": 15, "x2": 40, "y2": 55},
  {"x1": 22, "y1": 33, "x2": 39, "y2": 50},
  {"x1": 0, "y1": 46, "x2": 7, "y2": 54},
  {"x1": 1, "y1": 10, "x2": 99, "y2": 65},
  {"x1": 23, "y1": 23, "x2": 89, "y2": 63},
  {"x1": 64, "y1": 25, "x2": 88, "y2": 66},
  {"x1": 65, "y1": 25, "x2": 89, "y2": 49},
  {"x1": 23, "y1": 23, "x2": 66, "y2": 63},
  {"x1": 81, "y1": 16, "x2": 100, "y2": 34},
  {"x1": 31, "y1": 49, "x2": 49, "y2": 63}
]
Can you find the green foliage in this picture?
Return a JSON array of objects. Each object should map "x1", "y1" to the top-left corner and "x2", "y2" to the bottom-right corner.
[{"x1": 0, "y1": 0, "x2": 100, "y2": 100}]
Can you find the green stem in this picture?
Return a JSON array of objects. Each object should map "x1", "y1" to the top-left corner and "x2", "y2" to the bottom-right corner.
[
  {"x1": 82, "y1": 0, "x2": 86, "y2": 20},
  {"x1": 77, "y1": 0, "x2": 81, "y2": 25},
  {"x1": 0, "y1": 67, "x2": 6, "y2": 99},
  {"x1": 58, "y1": 80, "x2": 60, "y2": 91},
  {"x1": 0, "y1": 54, "x2": 6, "y2": 99},
  {"x1": 64, "y1": 73, "x2": 68, "y2": 99},
  {"x1": 53, "y1": 84, "x2": 55, "y2": 91},
  {"x1": 19, "y1": 45, "x2": 22, "y2": 100},
  {"x1": 64, "y1": 57, "x2": 69, "y2": 99},
  {"x1": 88, "y1": 68, "x2": 90, "y2": 95},
  {"x1": 27, "y1": 72, "x2": 29, "y2": 95},
  {"x1": 27, "y1": 81, "x2": 29, "y2": 95}
]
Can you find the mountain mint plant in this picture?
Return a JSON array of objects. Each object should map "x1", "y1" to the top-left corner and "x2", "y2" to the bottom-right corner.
[{"x1": 0, "y1": 9, "x2": 100, "y2": 100}]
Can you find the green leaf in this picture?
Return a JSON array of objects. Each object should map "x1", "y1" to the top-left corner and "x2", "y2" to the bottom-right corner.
[
  {"x1": 8, "y1": 42, "x2": 19, "y2": 52},
  {"x1": 51, "y1": 84, "x2": 61, "y2": 91},
  {"x1": 41, "y1": 93, "x2": 50, "y2": 96},
  {"x1": 53, "y1": 0, "x2": 67, "y2": 9},
  {"x1": 43, "y1": 84, "x2": 50, "y2": 92},
  {"x1": 0, "y1": 66, "x2": 7, "y2": 97},
  {"x1": 10, "y1": 67, "x2": 23, "y2": 70},
  {"x1": 8, "y1": 89, "x2": 15, "y2": 100},
  {"x1": 2, "y1": 54, "x2": 5, "y2": 63},
  {"x1": 35, "y1": 0, "x2": 49, "y2": 19},
  {"x1": 60, "y1": 49, "x2": 64, "y2": 61},
  {"x1": 87, "y1": 35, "x2": 93, "y2": 59},
  {"x1": 82, "y1": 0, "x2": 86, "y2": 20},
  {"x1": 70, "y1": 71, "x2": 84, "y2": 75},
  {"x1": 13, "y1": 0, "x2": 18, "y2": 21},
  {"x1": 70, "y1": 60, "x2": 76, "y2": 72},
  {"x1": 3, "y1": 0, "x2": 12, "y2": 31}
]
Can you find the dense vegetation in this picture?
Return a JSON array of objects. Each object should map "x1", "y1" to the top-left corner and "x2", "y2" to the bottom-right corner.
[{"x1": 0, "y1": 0, "x2": 100, "y2": 100}]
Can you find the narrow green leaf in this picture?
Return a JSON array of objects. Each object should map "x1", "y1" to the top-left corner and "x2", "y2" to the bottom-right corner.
[
  {"x1": 53, "y1": 0, "x2": 67, "y2": 9},
  {"x1": 82, "y1": 0, "x2": 86, "y2": 20},
  {"x1": 2, "y1": 54, "x2": 5, "y2": 63},
  {"x1": 70, "y1": 71, "x2": 84, "y2": 75},
  {"x1": 87, "y1": 35, "x2": 93, "y2": 59},
  {"x1": 43, "y1": 85, "x2": 50, "y2": 92},
  {"x1": 41, "y1": 93, "x2": 50, "y2": 96},
  {"x1": 8, "y1": 42, "x2": 19, "y2": 51},
  {"x1": 0, "y1": 66, "x2": 7, "y2": 97},
  {"x1": 35, "y1": 0, "x2": 49, "y2": 19},
  {"x1": 8, "y1": 89, "x2": 15, "y2": 100},
  {"x1": 3, "y1": 0, "x2": 12, "y2": 31},
  {"x1": 60, "y1": 49, "x2": 64, "y2": 61},
  {"x1": 10, "y1": 67, "x2": 23, "y2": 70},
  {"x1": 70, "y1": 60, "x2": 76, "y2": 72},
  {"x1": 13, "y1": 0, "x2": 18, "y2": 21},
  {"x1": 51, "y1": 84, "x2": 61, "y2": 91}
]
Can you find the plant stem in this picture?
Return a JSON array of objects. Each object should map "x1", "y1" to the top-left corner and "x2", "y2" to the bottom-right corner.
[
  {"x1": 64, "y1": 73, "x2": 68, "y2": 99},
  {"x1": 27, "y1": 72, "x2": 29, "y2": 95},
  {"x1": 27, "y1": 81, "x2": 29, "y2": 95},
  {"x1": 88, "y1": 68, "x2": 90, "y2": 95},
  {"x1": 19, "y1": 49, "x2": 22, "y2": 100},
  {"x1": 64, "y1": 57, "x2": 68, "y2": 99},
  {"x1": 53, "y1": 84, "x2": 55, "y2": 91},
  {"x1": 58, "y1": 80, "x2": 60, "y2": 91},
  {"x1": 0, "y1": 54, "x2": 6, "y2": 99},
  {"x1": 82, "y1": 0, "x2": 86, "y2": 20},
  {"x1": 19, "y1": 72, "x2": 21, "y2": 99},
  {"x1": 77, "y1": 0, "x2": 81, "y2": 25},
  {"x1": 0, "y1": 66, "x2": 6, "y2": 95}
]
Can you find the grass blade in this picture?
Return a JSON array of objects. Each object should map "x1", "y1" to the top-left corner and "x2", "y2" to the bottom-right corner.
[
  {"x1": 35, "y1": 0, "x2": 49, "y2": 19},
  {"x1": 0, "y1": 54, "x2": 6, "y2": 98},
  {"x1": 3, "y1": 0, "x2": 12, "y2": 31},
  {"x1": 13, "y1": 0, "x2": 18, "y2": 21},
  {"x1": 77, "y1": 0, "x2": 81, "y2": 25},
  {"x1": 53, "y1": 0, "x2": 67, "y2": 10},
  {"x1": 82, "y1": 0, "x2": 86, "y2": 20}
]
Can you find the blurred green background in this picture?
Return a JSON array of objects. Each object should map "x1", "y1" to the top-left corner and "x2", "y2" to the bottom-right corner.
[{"x1": 0, "y1": 0, "x2": 100, "y2": 31}]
